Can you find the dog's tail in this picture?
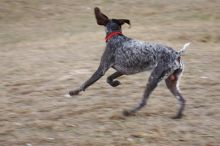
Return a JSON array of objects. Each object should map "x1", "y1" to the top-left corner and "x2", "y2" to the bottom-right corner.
[{"x1": 178, "y1": 42, "x2": 190, "y2": 56}]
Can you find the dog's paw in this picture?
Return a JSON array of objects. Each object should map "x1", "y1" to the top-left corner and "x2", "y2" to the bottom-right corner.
[
  {"x1": 69, "y1": 90, "x2": 80, "y2": 96},
  {"x1": 123, "y1": 110, "x2": 130, "y2": 116},
  {"x1": 171, "y1": 114, "x2": 183, "y2": 119},
  {"x1": 123, "y1": 110, "x2": 135, "y2": 117},
  {"x1": 111, "y1": 80, "x2": 120, "y2": 87}
]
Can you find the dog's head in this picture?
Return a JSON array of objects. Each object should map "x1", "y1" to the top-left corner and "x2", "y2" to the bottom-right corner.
[{"x1": 94, "y1": 7, "x2": 130, "y2": 33}]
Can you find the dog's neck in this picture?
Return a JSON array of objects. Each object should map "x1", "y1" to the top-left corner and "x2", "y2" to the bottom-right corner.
[{"x1": 105, "y1": 31, "x2": 122, "y2": 42}]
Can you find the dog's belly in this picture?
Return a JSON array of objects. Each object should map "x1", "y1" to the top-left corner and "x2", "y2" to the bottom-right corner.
[
  {"x1": 113, "y1": 59, "x2": 156, "y2": 75},
  {"x1": 113, "y1": 64, "x2": 155, "y2": 75}
]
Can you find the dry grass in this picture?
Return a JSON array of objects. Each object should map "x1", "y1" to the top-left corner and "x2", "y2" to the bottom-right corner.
[{"x1": 0, "y1": 0, "x2": 220, "y2": 146}]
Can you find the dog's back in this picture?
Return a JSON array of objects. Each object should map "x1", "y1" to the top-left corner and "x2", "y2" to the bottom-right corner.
[{"x1": 110, "y1": 35, "x2": 179, "y2": 75}]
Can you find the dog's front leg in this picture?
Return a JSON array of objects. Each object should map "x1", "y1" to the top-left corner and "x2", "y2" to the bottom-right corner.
[
  {"x1": 107, "y1": 71, "x2": 123, "y2": 87},
  {"x1": 68, "y1": 48, "x2": 114, "y2": 96},
  {"x1": 69, "y1": 67, "x2": 102, "y2": 95}
]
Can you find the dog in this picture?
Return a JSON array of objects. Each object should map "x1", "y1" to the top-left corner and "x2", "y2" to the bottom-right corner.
[{"x1": 67, "y1": 7, "x2": 190, "y2": 119}]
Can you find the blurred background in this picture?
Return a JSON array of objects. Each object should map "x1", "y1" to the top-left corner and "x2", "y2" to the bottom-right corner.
[{"x1": 0, "y1": 0, "x2": 219, "y2": 146}]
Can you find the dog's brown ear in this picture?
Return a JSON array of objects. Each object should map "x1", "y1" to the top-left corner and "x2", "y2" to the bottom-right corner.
[
  {"x1": 94, "y1": 7, "x2": 109, "y2": 25},
  {"x1": 117, "y1": 19, "x2": 131, "y2": 27}
]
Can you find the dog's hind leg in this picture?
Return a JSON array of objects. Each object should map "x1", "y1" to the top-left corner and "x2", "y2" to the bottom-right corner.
[
  {"x1": 107, "y1": 71, "x2": 123, "y2": 87},
  {"x1": 165, "y1": 69, "x2": 185, "y2": 119},
  {"x1": 123, "y1": 63, "x2": 166, "y2": 116}
]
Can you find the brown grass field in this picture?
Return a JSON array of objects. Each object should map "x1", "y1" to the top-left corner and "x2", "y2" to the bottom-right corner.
[{"x1": 0, "y1": 0, "x2": 220, "y2": 146}]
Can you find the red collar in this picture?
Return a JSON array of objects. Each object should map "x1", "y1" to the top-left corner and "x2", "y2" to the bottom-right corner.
[{"x1": 105, "y1": 32, "x2": 122, "y2": 42}]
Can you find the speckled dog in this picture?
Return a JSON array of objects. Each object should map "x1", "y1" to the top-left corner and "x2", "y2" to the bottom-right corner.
[{"x1": 67, "y1": 7, "x2": 190, "y2": 119}]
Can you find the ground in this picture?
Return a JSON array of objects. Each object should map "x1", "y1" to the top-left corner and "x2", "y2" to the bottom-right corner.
[{"x1": 0, "y1": 0, "x2": 220, "y2": 146}]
